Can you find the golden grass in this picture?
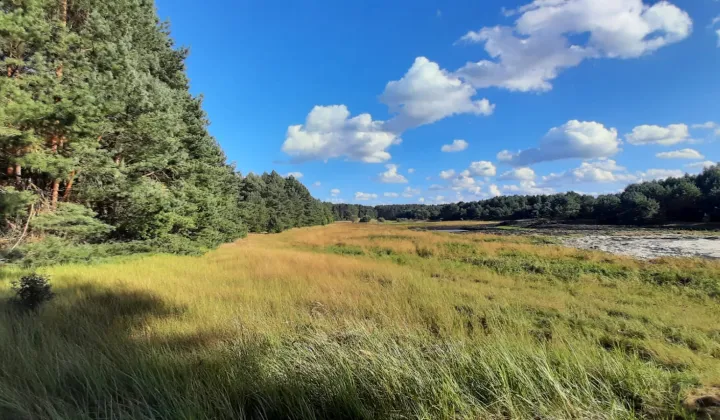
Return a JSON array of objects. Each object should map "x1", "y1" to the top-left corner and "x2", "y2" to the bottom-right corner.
[{"x1": 1, "y1": 222, "x2": 719, "y2": 418}]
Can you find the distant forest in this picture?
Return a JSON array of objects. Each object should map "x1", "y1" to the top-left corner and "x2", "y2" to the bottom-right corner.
[
  {"x1": 0, "y1": 0, "x2": 329, "y2": 265},
  {"x1": 331, "y1": 166, "x2": 720, "y2": 225}
]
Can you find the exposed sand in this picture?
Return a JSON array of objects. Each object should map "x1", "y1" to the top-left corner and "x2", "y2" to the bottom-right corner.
[{"x1": 563, "y1": 235, "x2": 720, "y2": 260}]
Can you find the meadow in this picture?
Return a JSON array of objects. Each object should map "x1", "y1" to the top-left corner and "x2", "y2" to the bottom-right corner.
[{"x1": 0, "y1": 222, "x2": 719, "y2": 419}]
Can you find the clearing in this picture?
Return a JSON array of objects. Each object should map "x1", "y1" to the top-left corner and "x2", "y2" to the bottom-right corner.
[{"x1": 1, "y1": 222, "x2": 719, "y2": 419}]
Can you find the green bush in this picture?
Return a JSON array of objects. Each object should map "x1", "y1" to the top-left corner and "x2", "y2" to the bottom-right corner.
[
  {"x1": 9, "y1": 274, "x2": 54, "y2": 312},
  {"x1": 359, "y1": 216, "x2": 372, "y2": 223}
]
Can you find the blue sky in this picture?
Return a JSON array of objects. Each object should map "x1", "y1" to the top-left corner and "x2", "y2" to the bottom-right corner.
[{"x1": 155, "y1": 0, "x2": 720, "y2": 205}]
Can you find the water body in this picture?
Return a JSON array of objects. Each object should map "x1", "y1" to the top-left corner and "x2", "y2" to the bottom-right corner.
[{"x1": 563, "y1": 235, "x2": 720, "y2": 260}]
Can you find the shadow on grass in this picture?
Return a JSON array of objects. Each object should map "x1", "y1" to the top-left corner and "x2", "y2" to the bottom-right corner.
[{"x1": 0, "y1": 283, "x2": 377, "y2": 419}]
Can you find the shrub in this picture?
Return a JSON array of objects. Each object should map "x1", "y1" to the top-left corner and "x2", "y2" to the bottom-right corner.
[
  {"x1": 10, "y1": 274, "x2": 54, "y2": 311},
  {"x1": 377, "y1": 217, "x2": 386, "y2": 223},
  {"x1": 359, "y1": 216, "x2": 372, "y2": 223}
]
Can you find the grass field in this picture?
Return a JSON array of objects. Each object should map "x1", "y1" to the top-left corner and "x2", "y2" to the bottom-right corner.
[{"x1": 1, "y1": 222, "x2": 719, "y2": 419}]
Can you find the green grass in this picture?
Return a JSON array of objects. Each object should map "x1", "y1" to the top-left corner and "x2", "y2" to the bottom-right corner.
[{"x1": 0, "y1": 223, "x2": 718, "y2": 419}]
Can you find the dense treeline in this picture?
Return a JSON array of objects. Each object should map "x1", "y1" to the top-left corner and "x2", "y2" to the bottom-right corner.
[
  {"x1": 333, "y1": 166, "x2": 720, "y2": 225},
  {"x1": 0, "y1": 0, "x2": 328, "y2": 265},
  {"x1": 238, "y1": 172, "x2": 333, "y2": 233}
]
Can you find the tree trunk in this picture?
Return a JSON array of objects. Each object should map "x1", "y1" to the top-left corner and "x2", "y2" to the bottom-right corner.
[
  {"x1": 7, "y1": 166, "x2": 14, "y2": 176},
  {"x1": 61, "y1": 0, "x2": 68, "y2": 26},
  {"x1": 51, "y1": 179, "x2": 60, "y2": 209},
  {"x1": 56, "y1": 0, "x2": 67, "y2": 78},
  {"x1": 62, "y1": 170, "x2": 75, "y2": 201},
  {"x1": 14, "y1": 164, "x2": 21, "y2": 185}
]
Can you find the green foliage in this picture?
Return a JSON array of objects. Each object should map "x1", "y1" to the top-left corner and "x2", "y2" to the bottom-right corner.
[
  {"x1": 359, "y1": 215, "x2": 372, "y2": 223},
  {"x1": 238, "y1": 171, "x2": 331, "y2": 233},
  {"x1": 31, "y1": 203, "x2": 113, "y2": 242},
  {"x1": 0, "y1": 0, "x2": 332, "y2": 266},
  {"x1": 9, "y1": 273, "x2": 54, "y2": 312},
  {"x1": 8, "y1": 235, "x2": 205, "y2": 268}
]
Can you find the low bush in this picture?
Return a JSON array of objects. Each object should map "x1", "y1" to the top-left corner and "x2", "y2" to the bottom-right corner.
[{"x1": 9, "y1": 273, "x2": 54, "y2": 311}]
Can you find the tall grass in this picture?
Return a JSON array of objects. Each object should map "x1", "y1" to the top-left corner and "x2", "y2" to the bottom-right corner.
[{"x1": 0, "y1": 222, "x2": 718, "y2": 419}]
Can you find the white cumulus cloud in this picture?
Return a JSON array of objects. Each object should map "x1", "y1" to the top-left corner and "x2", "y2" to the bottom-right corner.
[
  {"x1": 380, "y1": 57, "x2": 494, "y2": 132},
  {"x1": 456, "y1": 0, "x2": 692, "y2": 92},
  {"x1": 542, "y1": 159, "x2": 633, "y2": 185},
  {"x1": 282, "y1": 105, "x2": 399, "y2": 163},
  {"x1": 402, "y1": 187, "x2": 421, "y2": 198},
  {"x1": 377, "y1": 164, "x2": 409, "y2": 183},
  {"x1": 692, "y1": 121, "x2": 717, "y2": 130},
  {"x1": 498, "y1": 120, "x2": 620, "y2": 166},
  {"x1": 418, "y1": 197, "x2": 426, "y2": 203},
  {"x1": 330, "y1": 188, "x2": 341, "y2": 196},
  {"x1": 441, "y1": 139, "x2": 469, "y2": 153},
  {"x1": 384, "y1": 192, "x2": 399, "y2": 198},
  {"x1": 626, "y1": 124, "x2": 690, "y2": 145},
  {"x1": 488, "y1": 184, "x2": 502, "y2": 197},
  {"x1": 439, "y1": 169, "x2": 456, "y2": 180},
  {"x1": 407, "y1": 168, "x2": 415, "y2": 174},
  {"x1": 686, "y1": 161, "x2": 716, "y2": 170},
  {"x1": 285, "y1": 172, "x2": 303, "y2": 179},
  {"x1": 282, "y1": 105, "x2": 401, "y2": 163},
  {"x1": 635, "y1": 168, "x2": 685, "y2": 181},
  {"x1": 656, "y1": 148, "x2": 704, "y2": 159},
  {"x1": 467, "y1": 161, "x2": 497, "y2": 176},
  {"x1": 499, "y1": 167, "x2": 536, "y2": 181},
  {"x1": 355, "y1": 192, "x2": 378, "y2": 201},
  {"x1": 503, "y1": 181, "x2": 554, "y2": 195}
]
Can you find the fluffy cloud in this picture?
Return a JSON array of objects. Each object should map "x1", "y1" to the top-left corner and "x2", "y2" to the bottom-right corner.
[
  {"x1": 467, "y1": 161, "x2": 497, "y2": 176},
  {"x1": 377, "y1": 164, "x2": 409, "y2": 183},
  {"x1": 355, "y1": 192, "x2": 378, "y2": 201},
  {"x1": 656, "y1": 148, "x2": 704, "y2": 159},
  {"x1": 692, "y1": 121, "x2": 717, "y2": 130},
  {"x1": 384, "y1": 192, "x2": 399, "y2": 198},
  {"x1": 626, "y1": 124, "x2": 690, "y2": 145},
  {"x1": 312, "y1": 181, "x2": 321, "y2": 187},
  {"x1": 402, "y1": 187, "x2": 421, "y2": 198},
  {"x1": 282, "y1": 105, "x2": 399, "y2": 163},
  {"x1": 542, "y1": 159, "x2": 632, "y2": 185},
  {"x1": 503, "y1": 181, "x2": 554, "y2": 195},
  {"x1": 380, "y1": 57, "x2": 494, "y2": 132},
  {"x1": 418, "y1": 197, "x2": 426, "y2": 203},
  {"x1": 330, "y1": 188, "x2": 341, "y2": 197},
  {"x1": 714, "y1": 16, "x2": 720, "y2": 46},
  {"x1": 441, "y1": 139, "x2": 469, "y2": 153},
  {"x1": 285, "y1": 172, "x2": 303, "y2": 179},
  {"x1": 686, "y1": 161, "x2": 716, "y2": 170},
  {"x1": 407, "y1": 168, "x2": 415, "y2": 174},
  {"x1": 488, "y1": 184, "x2": 502, "y2": 197},
  {"x1": 499, "y1": 167, "x2": 535, "y2": 181},
  {"x1": 498, "y1": 120, "x2": 620, "y2": 166},
  {"x1": 439, "y1": 169, "x2": 456, "y2": 180},
  {"x1": 635, "y1": 168, "x2": 685, "y2": 181},
  {"x1": 450, "y1": 173, "x2": 481, "y2": 192},
  {"x1": 692, "y1": 121, "x2": 720, "y2": 137},
  {"x1": 457, "y1": 0, "x2": 692, "y2": 92}
]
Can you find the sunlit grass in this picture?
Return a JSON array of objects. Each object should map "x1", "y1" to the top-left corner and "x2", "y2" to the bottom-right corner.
[{"x1": 0, "y1": 222, "x2": 718, "y2": 418}]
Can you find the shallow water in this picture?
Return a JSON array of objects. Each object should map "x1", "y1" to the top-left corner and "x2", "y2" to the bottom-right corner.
[{"x1": 563, "y1": 235, "x2": 720, "y2": 260}]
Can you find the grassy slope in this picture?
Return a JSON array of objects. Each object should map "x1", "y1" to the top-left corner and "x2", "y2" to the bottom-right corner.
[{"x1": 0, "y1": 222, "x2": 719, "y2": 419}]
